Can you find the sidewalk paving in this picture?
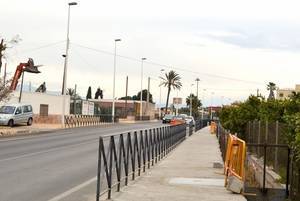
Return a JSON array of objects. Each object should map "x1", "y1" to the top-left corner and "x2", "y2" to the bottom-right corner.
[
  {"x1": 0, "y1": 123, "x2": 62, "y2": 137},
  {"x1": 110, "y1": 127, "x2": 246, "y2": 201}
]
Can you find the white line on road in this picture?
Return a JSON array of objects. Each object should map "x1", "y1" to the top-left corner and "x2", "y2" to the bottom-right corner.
[
  {"x1": 0, "y1": 140, "x2": 96, "y2": 163},
  {"x1": 47, "y1": 177, "x2": 97, "y2": 201}
]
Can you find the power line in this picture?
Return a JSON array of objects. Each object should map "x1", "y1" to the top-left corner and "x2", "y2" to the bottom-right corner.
[
  {"x1": 10, "y1": 40, "x2": 66, "y2": 56},
  {"x1": 71, "y1": 42, "x2": 265, "y2": 85}
]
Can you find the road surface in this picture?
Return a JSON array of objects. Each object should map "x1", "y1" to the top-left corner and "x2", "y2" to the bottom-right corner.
[{"x1": 0, "y1": 122, "x2": 162, "y2": 201}]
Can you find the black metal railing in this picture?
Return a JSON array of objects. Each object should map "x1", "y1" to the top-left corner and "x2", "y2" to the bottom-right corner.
[
  {"x1": 195, "y1": 118, "x2": 211, "y2": 132},
  {"x1": 64, "y1": 114, "x2": 117, "y2": 128},
  {"x1": 96, "y1": 124, "x2": 187, "y2": 200}
]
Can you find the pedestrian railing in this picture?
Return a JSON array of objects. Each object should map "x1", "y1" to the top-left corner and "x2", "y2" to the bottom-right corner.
[
  {"x1": 195, "y1": 118, "x2": 210, "y2": 131},
  {"x1": 96, "y1": 124, "x2": 187, "y2": 200},
  {"x1": 64, "y1": 114, "x2": 117, "y2": 128}
]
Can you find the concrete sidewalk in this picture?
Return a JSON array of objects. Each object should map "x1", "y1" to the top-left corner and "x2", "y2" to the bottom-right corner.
[
  {"x1": 0, "y1": 123, "x2": 61, "y2": 137},
  {"x1": 110, "y1": 127, "x2": 246, "y2": 201}
]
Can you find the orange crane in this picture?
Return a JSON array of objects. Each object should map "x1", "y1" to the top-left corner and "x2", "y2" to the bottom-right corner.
[{"x1": 10, "y1": 58, "x2": 41, "y2": 90}]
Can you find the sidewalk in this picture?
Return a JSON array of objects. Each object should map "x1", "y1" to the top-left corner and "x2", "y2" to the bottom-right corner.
[
  {"x1": 110, "y1": 127, "x2": 246, "y2": 201},
  {"x1": 0, "y1": 123, "x2": 61, "y2": 137}
]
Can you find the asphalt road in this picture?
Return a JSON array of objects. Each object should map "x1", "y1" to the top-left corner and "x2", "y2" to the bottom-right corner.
[{"x1": 0, "y1": 122, "x2": 163, "y2": 201}]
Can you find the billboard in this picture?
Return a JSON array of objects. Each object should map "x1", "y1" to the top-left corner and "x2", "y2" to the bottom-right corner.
[{"x1": 173, "y1": 97, "x2": 182, "y2": 105}]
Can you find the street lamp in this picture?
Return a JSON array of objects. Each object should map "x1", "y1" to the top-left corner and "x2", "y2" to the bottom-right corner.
[
  {"x1": 159, "y1": 69, "x2": 164, "y2": 119},
  {"x1": 210, "y1": 92, "x2": 215, "y2": 120},
  {"x1": 61, "y1": 1, "x2": 77, "y2": 127},
  {"x1": 62, "y1": 2, "x2": 78, "y2": 95},
  {"x1": 195, "y1": 78, "x2": 200, "y2": 99},
  {"x1": 140, "y1": 58, "x2": 146, "y2": 120},
  {"x1": 112, "y1": 39, "x2": 121, "y2": 123}
]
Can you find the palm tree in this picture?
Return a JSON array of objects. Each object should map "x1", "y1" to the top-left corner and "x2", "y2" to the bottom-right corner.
[
  {"x1": 267, "y1": 82, "x2": 276, "y2": 100},
  {"x1": 160, "y1": 70, "x2": 182, "y2": 114}
]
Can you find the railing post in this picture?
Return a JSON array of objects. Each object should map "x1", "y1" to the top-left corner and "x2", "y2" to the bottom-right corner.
[
  {"x1": 262, "y1": 143, "x2": 267, "y2": 194},
  {"x1": 96, "y1": 137, "x2": 102, "y2": 201},
  {"x1": 286, "y1": 148, "x2": 291, "y2": 198}
]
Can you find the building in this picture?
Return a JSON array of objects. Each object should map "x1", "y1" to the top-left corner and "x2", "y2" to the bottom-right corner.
[
  {"x1": 88, "y1": 99, "x2": 156, "y2": 120},
  {"x1": 276, "y1": 84, "x2": 300, "y2": 100},
  {"x1": 1, "y1": 91, "x2": 70, "y2": 124}
]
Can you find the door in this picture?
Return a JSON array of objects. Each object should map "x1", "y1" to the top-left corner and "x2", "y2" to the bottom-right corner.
[{"x1": 14, "y1": 106, "x2": 23, "y2": 124}]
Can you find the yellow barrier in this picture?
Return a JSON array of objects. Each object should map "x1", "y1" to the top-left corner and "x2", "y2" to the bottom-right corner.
[
  {"x1": 224, "y1": 134, "x2": 246, "y2": 190},
  {"x1": 210, "y1": 122, "x2": 217, "y2": 134}
]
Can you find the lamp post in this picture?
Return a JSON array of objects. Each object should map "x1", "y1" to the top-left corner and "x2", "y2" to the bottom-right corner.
[
  {"x1": 62, "y1": 2, "x2": 77, "y2": 95},
  {"x1": 195, "y1": 78, "x2": 200, "y2": 99},
  {"x1": 201, "y1": 89, "x2": 206, "y2": 119},
  {"x1": 112, "y1": 39, "x2": 121, "y2": 123},
  {"x1": 159, "y1": 69, "x2": 164, "y2": 119},
  {"x1": 210, "y1": 92, "x2": 214, "y2": 120},
  {"x1": 140, "y1": 57, "x2": 146, "y2": 120},
  {"x1": 190, "y1": 84, "x2": 194, "y2": 116},
  {"x1": 61, "y1": 2, "x2": 77, "y2": 127}
]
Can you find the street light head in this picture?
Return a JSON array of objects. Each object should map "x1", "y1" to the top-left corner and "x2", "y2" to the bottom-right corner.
[
  {"x1": 68, "y1": 2, "x2": 78, "y2": 6},
  {"x1": 195, "y1": 78, "x2": 200, "y2": 82},
  {"x1": 160, "y1": 69, "x2": 165, "y2": 72},
  {"x1": 115, "y1": 39, "x2": 121, "y2": 42},
  {"x1": 142, "y1": 58, "x2": 147, "y2": 60}
]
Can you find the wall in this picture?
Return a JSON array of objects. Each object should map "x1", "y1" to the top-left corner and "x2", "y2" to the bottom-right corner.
[{"x1": 1, "y1": 92, "x2": 70, "y2": 124}]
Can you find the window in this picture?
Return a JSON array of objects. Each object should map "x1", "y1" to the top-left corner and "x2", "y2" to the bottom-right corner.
[
  {"x1": 15, "y1": 107, "x2": 22, "y2": 115},
  {"x1": 279, "y1": 93, "x2": 284, "y2": 97},
  {"x1": 22, "y1": 105, "x2": 32, "y2": 113},
  {"x1": 40, "y1": 104, "x2": 49, "y2": 116}
]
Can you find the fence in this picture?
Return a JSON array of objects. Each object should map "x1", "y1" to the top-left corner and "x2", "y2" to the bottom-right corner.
[
  {"x1": 64, "y1": 114, "x2": 116, "y2": 128},
  {"x1": 195, "y1": 118, "x2": 211, "y2": 132},
  {"x1": 96, "y1": 124, "x2": 187, "y2": 200},
  {"x1": 218, "y1": 121, "x2": 300, "y2": 201}
]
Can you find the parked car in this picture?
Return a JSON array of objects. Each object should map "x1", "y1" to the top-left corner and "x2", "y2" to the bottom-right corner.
[
  {"x1": 162, "y1": 114, "x2": 174, "y2": 124},
  {"x1": 0, "y1": 103, "x2": 33, "y2": 127},
  {"x1": 185, "y1": 116, "x2": 195, "y2": 126}
]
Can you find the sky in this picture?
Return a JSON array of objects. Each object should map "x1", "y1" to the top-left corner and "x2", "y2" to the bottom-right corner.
[{"x1": 1, "y1": 0, "x2": 300, "y2": 107}]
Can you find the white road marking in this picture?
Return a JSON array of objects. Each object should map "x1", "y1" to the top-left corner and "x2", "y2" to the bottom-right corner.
[
  {"x1": 47, "y1": 177, "x2": 97, "y2": 201},
  {"x1": 0, "y1": 140, "x2": 96, "y2": 162}
]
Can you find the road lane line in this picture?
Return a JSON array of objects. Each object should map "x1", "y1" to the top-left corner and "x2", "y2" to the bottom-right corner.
[
  {"x1": 47, "y1": 177, "x2": 97, "y2": 201},
  {"x1": 0, "y1": 140, "x2": 96, "y2": 162}
]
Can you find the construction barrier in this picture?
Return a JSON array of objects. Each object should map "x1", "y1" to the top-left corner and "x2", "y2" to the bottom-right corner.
[
  {"x1": 210, "y1": 121, "x2": 217, "y2": 134},
  {"x1": 224, "y1": 134, "x2": 246, "y2": 193}
]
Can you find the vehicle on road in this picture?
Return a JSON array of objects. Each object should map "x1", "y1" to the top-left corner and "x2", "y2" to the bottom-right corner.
[
  {"x1": 185, "y1": 116, "x2": 195, "y2": 126},
  {"x1": 162, "y1": 114, "x2": 174, "y2": 123},
  {"x1": 170, "y1": 116, "x2": 186, "y2": 125},
  {"x1": 0, "y1": 103, "x2": 33, "y2": 127}
]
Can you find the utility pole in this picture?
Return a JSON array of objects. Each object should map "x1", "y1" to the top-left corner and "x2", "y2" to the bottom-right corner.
[
  {"x1": 125, "y1": 76, "x2": 128, "y2": 117},
  {"x1": 3, "y1": 63, "x2": 7, "y2": 84},
  {"x1": 195, "y1": 78, "x2": 200, "y2": 99},
  {"x1": 74, "y1": 84, "x2": 77, "y2": 114}
]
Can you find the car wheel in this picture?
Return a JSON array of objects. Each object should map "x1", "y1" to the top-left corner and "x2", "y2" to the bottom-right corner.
[
  {"x1": 8, "y1": 119, "x2": 14, "y2": 127},
  {"x1": 27, "y1": 118, "x2": 33, "y2": 126}
]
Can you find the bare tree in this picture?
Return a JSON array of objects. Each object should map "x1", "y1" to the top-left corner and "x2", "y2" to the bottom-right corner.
[
  {"x1": 0, "y1": 35, "x2": 21, "y2": 72},
  {"x1": 0, "y1": 78, "x2": 12, "y2": 102}
]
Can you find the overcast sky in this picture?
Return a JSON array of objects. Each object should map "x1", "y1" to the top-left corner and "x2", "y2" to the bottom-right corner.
[{"x1": 1, "y1": 0, "x2": 300, "y2": 106}]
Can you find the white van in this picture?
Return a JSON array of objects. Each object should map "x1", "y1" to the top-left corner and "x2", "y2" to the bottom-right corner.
[{"x1": 0, "y1": 103, "x2": 33, "y2": 127}]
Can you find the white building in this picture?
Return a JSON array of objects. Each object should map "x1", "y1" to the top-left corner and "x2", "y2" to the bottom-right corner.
[
  {"x1": 1, "y1": 91, "x2": 70, "y2": 124},
  {"x1": 277, "y1": 84, "x2": 300, "y2": 100}
]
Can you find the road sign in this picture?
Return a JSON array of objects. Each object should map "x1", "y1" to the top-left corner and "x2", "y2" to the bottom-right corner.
[{"x1": 173, "y1": 97, "x2": 182, "y2": 105}]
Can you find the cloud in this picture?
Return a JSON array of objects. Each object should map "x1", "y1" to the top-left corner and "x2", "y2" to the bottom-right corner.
[{"x1": 196, "y1": 24, "x2": 300, "y2": 52}]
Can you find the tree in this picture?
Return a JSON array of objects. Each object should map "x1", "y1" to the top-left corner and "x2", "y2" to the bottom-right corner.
[
  {"x1": 94, "y1": 87, "x2": 103, "y2": 99},
  {"x1": 119, "y1": 89, "x2": 154, "y2": 103},
  {"x1": 186, "y1": 93, "x2": 202, "y2": 118},
  {"x1": 67, "y1": 88, "x2": 75, "y2": 97},
  {"x1": 0, "y1": 35, "x2": 21, "y2": 72},
  {"x1": 86, "y1": 86, "x2": 92, "y2": 100},
  {"x1": 267, "y1": 82, "x2": 276, "y2": 100},
  {"x1": 136, "y1": 89, "x2": 154, "y2": 103},
  {"x1": 0, "y1": 78, "x2": 11, "y2": 102},
  {"x1": 160, "y1": 70, "x2": 182, "y2": 114}
]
